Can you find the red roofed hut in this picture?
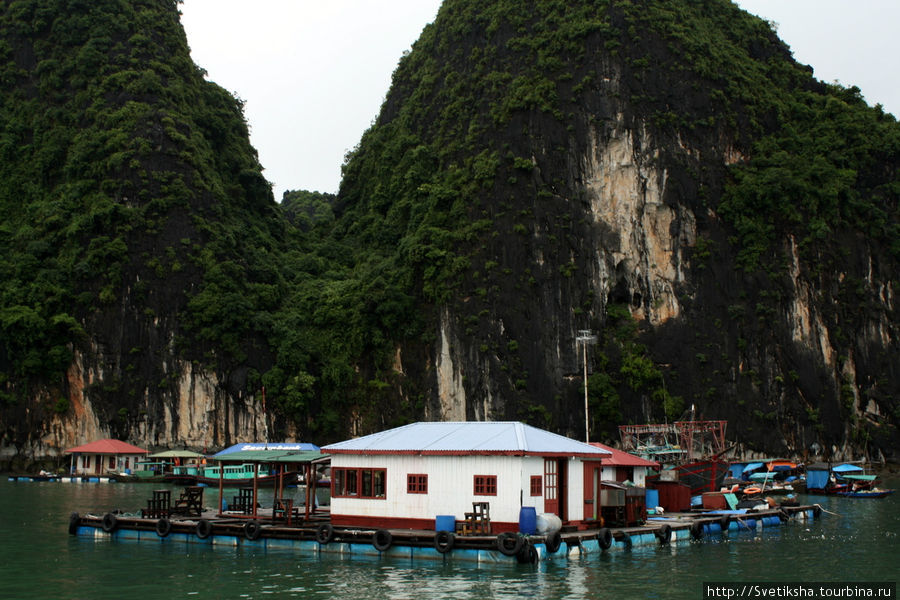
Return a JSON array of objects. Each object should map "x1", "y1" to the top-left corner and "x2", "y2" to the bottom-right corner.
[
  {"x1": 65, "y1": 439, "x2": 148, "y2": 476},
  {"x1": 589, "y1": 442, "x2": 659, "y2": 486},
  {"x1": 588, "y1": 442, "x2": 660, "y2": 526}
]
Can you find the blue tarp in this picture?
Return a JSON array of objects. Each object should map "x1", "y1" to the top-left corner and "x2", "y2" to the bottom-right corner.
[
  {"x1": 742, "y1": 462, "x2": 764, "y2": 473},
  {"x1": 806, "y1": 469, "x2": 830, "y2": 490},
  {"x1": 832, "y1": 463, "x2": 864, "y2": 473}
]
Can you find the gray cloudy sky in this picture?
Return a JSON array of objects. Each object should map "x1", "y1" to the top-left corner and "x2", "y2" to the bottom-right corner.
[{"x1": 179, "y1": 0, "x2": 899, "y2": 200}]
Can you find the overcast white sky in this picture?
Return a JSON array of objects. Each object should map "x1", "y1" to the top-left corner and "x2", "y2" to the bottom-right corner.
[{"x1": 179, "y1": 0, "x2": 900, "y2": 200}]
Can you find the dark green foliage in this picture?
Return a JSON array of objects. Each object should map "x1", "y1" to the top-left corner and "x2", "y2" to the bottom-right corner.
[
  {"x1": 1, "y1": 0, "x2": 897, "y2": 453},
  {"x1": 587, "y1": 304, "x2": 684, "y2": 439},
  {"x1": 0, "y1": 0, "x2": 282, "y2": 425}
]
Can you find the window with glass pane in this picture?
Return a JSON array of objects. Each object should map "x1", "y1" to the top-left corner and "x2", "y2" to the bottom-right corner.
[
  {"x1": 407, "y1": 474, "x2": 428, "y2": 493},
  {"x1": 474, "y1": 475, "x2": 497, "y2": 495}
]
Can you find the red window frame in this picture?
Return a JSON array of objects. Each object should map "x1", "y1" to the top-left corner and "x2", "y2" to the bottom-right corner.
[
  {"x1": 407, "y1": 473, "x2": 428, "y2": 494},
  {"x1": 332, "y1": 468, "x2": 387, "y2": 499},
  {"x1": 474, "y1": 475, "x2": 497, "y2": 496},
  {"x1": 530, "y1": 475, "x2": 542, "y2": 497}
]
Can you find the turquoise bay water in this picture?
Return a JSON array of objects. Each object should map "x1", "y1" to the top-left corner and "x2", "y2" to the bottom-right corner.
[{"x1": 1, "y1": 477, "x2": 897, "y2": 599}]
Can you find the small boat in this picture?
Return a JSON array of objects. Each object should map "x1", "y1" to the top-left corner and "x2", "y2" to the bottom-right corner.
[
  {"x1": 835, "y1": 488, "x2": 895, "y2": 498},
  {"x1": 195, "y1": 463, "x2": 299, "y2": 488},
  {"x1": 8, "y1": 471, "x2": 61, "y2": 482},
  {"x1": 110, "y1": 460, "x2": 169, "y2": 483},
  {"x1": 621, "y1": 417, "x2": 730, "y2": 495},
  {"x1": 164, "y1": 467, "x2": 199, "y2": 486},
  {"x1": 805, "y1": 462, "x2": 886, "y2": 496}
]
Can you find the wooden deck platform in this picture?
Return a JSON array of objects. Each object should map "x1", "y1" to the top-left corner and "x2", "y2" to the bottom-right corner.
[{"x1": 68, "y1": 503, "x2": 823, "y2": 563}]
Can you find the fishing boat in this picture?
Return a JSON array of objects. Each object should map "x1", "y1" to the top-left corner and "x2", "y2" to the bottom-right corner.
[
  {"x1": 8, "y1": 470, "x2": 62, "y2": 482},
  {"x1": 835, "y1": 488, "x2": 895, "y2": 499},
  {"x1": 195, "y1": 463, "x2": 299, "y2": 487},
  {"x1": 619, "y1": 416, "x2": 729, "y2": 495},
  {"x1": 805, "y1": 462, "x2": 884, "y2": 496}
]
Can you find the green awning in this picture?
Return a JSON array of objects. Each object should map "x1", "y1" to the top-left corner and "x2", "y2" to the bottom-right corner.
[
  {"x1": 839, "y1": 474, "x2": 877, "y2": 481},
  {"x1": 148, "y1": 450, "x2": 206, "y2": 459},
  {"x1": 212, "y1": 449, "x2": 328, "y2": 464}
]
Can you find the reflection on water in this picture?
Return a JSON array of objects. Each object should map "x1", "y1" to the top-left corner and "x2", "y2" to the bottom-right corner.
[{"x1": 1, "y1": 477, "x2": 897, "y2": 600}]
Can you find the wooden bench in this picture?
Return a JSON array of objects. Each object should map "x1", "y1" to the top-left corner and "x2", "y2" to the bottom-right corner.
[
  {"x1": 143, "y1": 489, "x2": 171, "y2": 519},
  {"x1": 459, "y1": 501, "x2": 491, "y2": 535},
  {"x1": 272, "y1": 498, "x2": 294, "y2": 526},
  {"x1": 171, "y1": 486, "x2": 204, "y2": 517},
  {"x1": 230, "y1": 488, "x2": 256, "y2": 515}
]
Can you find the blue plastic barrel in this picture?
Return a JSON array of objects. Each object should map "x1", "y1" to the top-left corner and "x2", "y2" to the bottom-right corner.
[
  {"x1": 519, "y1": 506, "x2": 537, "y2": 534},
  {"x1": 646, "y1": 488, "x2": 659, "y2": 508},
  {"x1": 435, "y1": 515, "x2": 455, "y2": 532}
]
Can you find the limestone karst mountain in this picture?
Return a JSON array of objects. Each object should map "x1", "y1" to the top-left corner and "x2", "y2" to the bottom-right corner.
[{"x1": 1, "y1": 0, "x2": 897, "y2": 467}]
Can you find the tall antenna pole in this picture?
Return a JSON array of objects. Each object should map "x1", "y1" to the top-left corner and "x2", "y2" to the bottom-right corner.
[{"x1": 576, "y1": 330, "x2": 598, "y2": 443}]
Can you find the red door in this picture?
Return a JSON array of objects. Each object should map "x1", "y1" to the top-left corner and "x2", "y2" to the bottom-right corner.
[
  {"x1": 544, "y1": 459, "x2": 558, "y2": 516},
  {"x1": 544, "y1": 459, "x2": 568, "y2": 520}
]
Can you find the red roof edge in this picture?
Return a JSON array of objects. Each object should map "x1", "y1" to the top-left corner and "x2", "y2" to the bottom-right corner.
[
  {"x1": 64, "y1": 438, "x2": 148, "y2": 454},
  {"x1": 589, "y1": 442, "x2": 660, "y2": 468},
  {"x1": 325, "y1": 449, "x2": 609, "y2": 458}
]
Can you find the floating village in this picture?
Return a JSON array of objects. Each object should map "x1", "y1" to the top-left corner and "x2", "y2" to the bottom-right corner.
[{"x1": 9, "y1": 420, "x2": 894, "y2": 564}]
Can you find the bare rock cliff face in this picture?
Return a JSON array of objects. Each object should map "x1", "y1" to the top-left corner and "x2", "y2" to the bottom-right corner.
[
  {"x1": 1, "y1": 347, "x2": 267, "y2": 467},
  {"x1": 410, "y1": 86, "x2": 897, "y2": 460}
]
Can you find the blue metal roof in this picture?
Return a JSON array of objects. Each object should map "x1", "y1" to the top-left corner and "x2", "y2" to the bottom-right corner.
[
  {"x1": 212, "y1": 442, "x2": 320, "y2": 458},
  {"x1": 322, "y1": 422, "x2": 612, "y2": 457}
]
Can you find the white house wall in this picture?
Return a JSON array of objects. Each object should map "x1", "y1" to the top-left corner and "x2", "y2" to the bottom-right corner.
[
  {"x1": 72, "y1": 452, "x2": 144, "y2": 475},
  {"x1": 330, "y1": 454, "x2": 598, "y2": 527},
  {"x1": 330, "y1": 454, "x2": 553, "y2": 526},
  {"x1": 600, "y1": 465, "x2": 648, "y2": 487},
  {"x1": 568, "y1": 458, "x2": 586, "y2": 521}
]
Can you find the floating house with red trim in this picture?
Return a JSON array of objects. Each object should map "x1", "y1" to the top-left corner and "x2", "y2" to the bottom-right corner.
[
  {"x1": 589, "y1": 442, "x2": 659, "y2": 486},
  {"x1": 64, "y1": 439, "x2": 148, "y2": 476},
  {"x1": 321, "y1": 421, "x2": 612, "y2": 533}
]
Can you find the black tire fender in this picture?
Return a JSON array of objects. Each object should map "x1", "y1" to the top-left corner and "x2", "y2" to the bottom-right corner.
[
  {"x1": 544, "y1": 530, "x2": 562, "y2": 554},
  {"x1": 68, "y1": 512, "x2": 80, "y2": 536},
  {"x1": 598, "y1": 527, "x2": 613, "y2": 550},
  {"x1": 244, "y1": 521, "x2": 262, "y2": 541},
  {"x1": 719, "y1": 515, "x2": 731, "y2": 532},
  {"x1": 316, "y1": 523, "x2": 335, "y2": 545},
  {"x1": 655, "y1": 523, "x2": 672, "y2": 544},
  {"x1": 196, "y1": 519, "x2": 213, "y2": 539},
  {"x1": 101, "y1": 512, "x2": 118, "y2": 533},
  {"x1": 433, "y1": 530, "x2": 455, "y2": 554},
  {"x1": 372, "y1": 529, "x2": 393, "y2": 552},
  {"x1": 496, "y1": 532, "x2": 524, "y2": 556},
  {"x1": 516, "y1": 539, "x2": 538, "y2": 564},
  {"x1": 156, "y1": 518, "x2": 172, "y2": 537}
]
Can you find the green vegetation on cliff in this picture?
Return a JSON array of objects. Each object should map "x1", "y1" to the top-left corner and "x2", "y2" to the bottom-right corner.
[
  {"x1": 1, "y1": 0, "x2": 897, "y2": 454},
  {"x1": 0, "y1": 0, "x2": 285, "y2": 421}
]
